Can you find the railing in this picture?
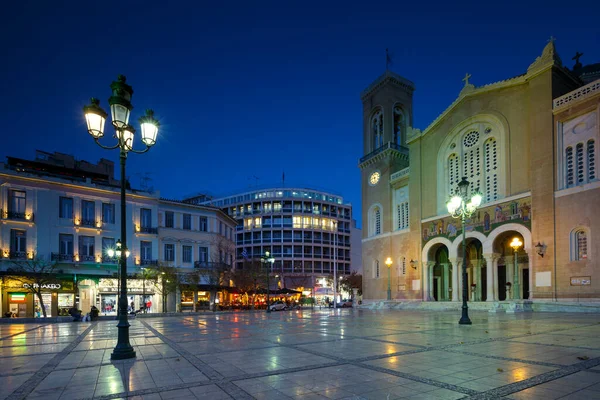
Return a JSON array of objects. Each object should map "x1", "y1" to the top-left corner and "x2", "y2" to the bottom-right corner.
[
  {"x1": 9, "y1": 251, "x2": 27, "y2": 260},
  {"x1": 140, "y1": 259, "x2": 159, "y2": 266},
  {"x1": 553, "y1": 79, "x2": 600, "y2": 110},
  {"x1": 102, "y1": 255, "x2": 118, "y2": 264},
  {"x1": 194, "y1": 261, "x2": 230, "y2": 269},
  {"x1": 4, "y1": 211, "x2": 34, "y2": 222},
  {"x1": 79, "y1": 219, "x2": 96, "y2": 228},
  {"x1": 139, "y1": 226, "x2": 158, "y2": 234},
  {"x1": 80, "y1": 255, "x2": 95, "y2": 262},
  {"x1": 390, "y1": 167, "x2": 410, "y2": 182},
  {"x1": 360, "y1": 142, "x2": 409, "y2": 164},
  {"x1": 51, "y1": 253, "x2": 74, "y2": 262}
]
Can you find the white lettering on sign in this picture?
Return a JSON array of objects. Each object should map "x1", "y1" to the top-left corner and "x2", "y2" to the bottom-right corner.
[
  {"x1": 570, "y1": 276, "x2": 591, "y2": 286},
  {"x1": 23, "y1": 283, "x2": 62, "y2": 290}
]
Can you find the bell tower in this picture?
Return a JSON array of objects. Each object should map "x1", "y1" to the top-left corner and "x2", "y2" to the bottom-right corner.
[{"x1": 359, "y1": 70, "x2": 415, "y2": 239}]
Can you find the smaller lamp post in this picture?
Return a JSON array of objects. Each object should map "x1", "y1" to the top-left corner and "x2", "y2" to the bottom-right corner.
[
  {"x1": 261, "y1": 251, "x2": 275, "y2": 313},
  {"x1": 446, "y1": 177, "x2": 482, "y2": 325},
  {"x1": 161, "y1": 272, "x2": 166, "y2": 313},
  {"x1": 385, "y1": 257, "x2": 392, "y2": 300},
  {"x1": 107, "y1": 241, "x2": 130, "y2": 317},
  {"x1": 509, "y1": 237, "x2": 523, "y2": 300}
]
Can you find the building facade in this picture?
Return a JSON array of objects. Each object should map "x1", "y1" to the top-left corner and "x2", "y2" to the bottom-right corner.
[
  {"x1": 0, "y1": 151, "x2": 235, "y2": 317},
  {"x1": 361, "y1": 40, "x2": 600, "y2": 304},
  {"x1": 193, "y1": 188, "x2": 360, "y2": 301},
  {"x1": 157, "y1": 198, "x2": 237, "y2": 310}
]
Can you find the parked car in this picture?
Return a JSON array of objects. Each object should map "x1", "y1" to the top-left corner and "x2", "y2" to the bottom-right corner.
[
  {"x1": 341, "y1": 299, "x2": 353, "y2": 308},
  {"x1": 328, "y1": 299, "x2": 353, "y2": 308},
  {"x1": 268, "y1": 301, "x2": 287, "y2": 311}
]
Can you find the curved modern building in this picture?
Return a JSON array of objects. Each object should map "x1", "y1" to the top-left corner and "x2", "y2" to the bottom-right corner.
[{"x1": 188, "y1": 188, "x2": 357, "y2": 297}]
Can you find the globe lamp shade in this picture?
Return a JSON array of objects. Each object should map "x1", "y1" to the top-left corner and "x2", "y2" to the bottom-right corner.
[
  {"x1": 447, "y1": 195, "x2": 462, "y2": 214},
  {"x1": 510, "y1": 237, "x2": 523, "y2": 251},
  {"x1": 108, "y1": 75, "x2": 133, "y2": 129},
  {"x1": 83, "y1": 98, "x2": 108, "y2": 138},
  {"x1": 139, "y1": 109, "x2": 159, "y2": 147},
  {"x1": 471, "y1": 192, "x2": 483, "y2": 208},
  {"x1": 117, "y1": 126, "x2": 135, "y2": 151}
]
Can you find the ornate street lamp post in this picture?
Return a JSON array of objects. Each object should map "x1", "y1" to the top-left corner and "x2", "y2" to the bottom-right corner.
[
  {"x1": 261, "y1": 251, "x2": 275, "y2": 313},
  {"x1": 84, "y1": 75, "x2": 159, "y2": 360},
  {"x1": 510, "y1": 237, "x2": 523, "y2": 300},
  {"x1": 446, "y1": 177, "x2": 482, "y2": 325},
  {"x1": 385, "y1": 257, "x2": 392, "y2": 300}
]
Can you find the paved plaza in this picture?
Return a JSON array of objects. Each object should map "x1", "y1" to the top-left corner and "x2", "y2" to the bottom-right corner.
[{"x1": 1, "y1": 309, "x2": 600, "y2": 399}]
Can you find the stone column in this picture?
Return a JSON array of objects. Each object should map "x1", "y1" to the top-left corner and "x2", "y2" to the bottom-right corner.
[
  {"x1": 483, "y1": 253, "x2": 500, "y2": 302},
  {"x1": 449, "y1": 258, "x2": 461, "y2": 302},
  {"x1": 426, "y1": 261, "x2": 436, "y2": 301},
  {"x1": 441, "y1": 263, "x2": 450, "y2": 301},
  {"x1": 525, "y1": 249, "x2": 533, "y2": 300},
  {"x1": 505, "y1": 255, "x2": 514, "y2": 295},
  {"x1": 471, "y1": 259, "x2": 482, "y2": 301}
]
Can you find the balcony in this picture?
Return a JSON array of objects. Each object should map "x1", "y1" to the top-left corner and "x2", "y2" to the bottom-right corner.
[
  {"x1": 194, "y1": 261, "x2": 230, "y2": 270},
  {"x1": 79, "y1": 255, "x2": 95, "y2": 262},
  {"x1": 138, "y1": 226, "x2": 158, "y2": 234},
  {"x1": 79, "y1": 219, "x2": 96, "y2": 228},
  {"x1": 359, "y1": 142, "x2": 409, "y2": 167},
  {"x1": 51, "y1": 253, "x2": 74, "y2": 262},
  {"x1": 102, "y1": 255, "x2": 118, "y2": 264},
  {"x1": 140, "y1": 259, "x2": 158, "y2": 266},
  {"x1": 9, "y1": 251, "x2": 28, "y2": 260},
  {"x1": 3, "y1": 211, "x2": 34, "y2": 222}
]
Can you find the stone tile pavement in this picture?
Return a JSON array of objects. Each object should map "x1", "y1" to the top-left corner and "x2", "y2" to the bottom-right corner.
[{"x1": 0, "y1": 309, "x2": 599, "y2": 399}]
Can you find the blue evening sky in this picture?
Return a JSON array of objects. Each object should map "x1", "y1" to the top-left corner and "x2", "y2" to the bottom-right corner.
[{"x1": 1, "y1": 1, "x2": 599, "y2": 227}]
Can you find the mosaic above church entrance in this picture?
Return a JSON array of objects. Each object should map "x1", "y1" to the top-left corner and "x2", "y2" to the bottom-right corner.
[{"x1": 422, "y1": 196, "x2": 531, "y2": 243}]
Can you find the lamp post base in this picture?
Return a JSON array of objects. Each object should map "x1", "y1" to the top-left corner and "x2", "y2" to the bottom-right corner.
[
  {"x1": 387, "y1": 289, "x2": 391, "y2": 301},
  {"x1": 111, "y1": 345, "x2": 136, "y2": 360},
  {"x1": 459, "y1": 305, "x2": 472, "y2": 325}
]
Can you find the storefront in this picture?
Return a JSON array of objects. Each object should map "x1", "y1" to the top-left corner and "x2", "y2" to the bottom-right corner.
[
  {"x1": 97, "y1": 278, "x2": 158, "y2": 315},
  {"x1": 2, "y1": 277, "x2": 76, "y2": 318}
]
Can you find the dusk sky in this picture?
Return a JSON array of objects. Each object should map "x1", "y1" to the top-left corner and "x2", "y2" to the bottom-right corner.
[{"x1": 2, "y1": 1, "x2": 599, "y2": 227}]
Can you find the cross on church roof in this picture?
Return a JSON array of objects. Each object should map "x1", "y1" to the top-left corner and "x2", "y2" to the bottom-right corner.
[
  {"x1": 573, "y1": 51, "x2": 583, "y2": 63},
  {"x1": 462, "y1": 73, "x2": 472, "y2": 86},
  {"x1": 548, "y1": 36, "x2": 556, "y2": 43}
]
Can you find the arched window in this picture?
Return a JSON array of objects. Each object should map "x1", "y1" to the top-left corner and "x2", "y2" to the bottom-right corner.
[
  {"x1": 484, "y1": 137, "x2": 499, "y2": 202},
  {"x1": 572, "y1": 229, "x2": 589, "y2": 261},
  {"x1": 393, "y1": 106, "x2": 404, "y2": 145},
  {"x1": 576, "y1": 143, "x2": 585, "y2": 184},
  {"x1": 588, "y1": 140, "x2": 596, "y2": 181},
  {"x1": 560, "y1": 111, "x2": 598, "y2": 189},
  {"x1": 397, "y1": 202, "x2": 409, "y2": 230},
  {"x1": 448, "y1": 153, "x2": 460, "y2": 196},
  {"x1": 566, "y1": 146, "x2": 574, "y2": 187},
  {"x1": 371, "y1": 109, "x2": 384, "y2": 151},
  {"x1": 368, "y1": 204, "x2": 382, "y2": 237},
  {"x1": 445, "y1": 124, "x2": 500, "y2": 203}
]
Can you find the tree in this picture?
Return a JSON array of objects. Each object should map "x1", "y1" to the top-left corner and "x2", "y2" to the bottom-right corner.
[
  {"x1": 197, "y1": 234, "x2": 235, "y2": 310},
  {"x1": 151, "y1": 263, "x2": 186, "y2": 312},
  {"x1": 340, "y1": 271, "x2": 363, "y2": 298},
  {"x1": 228, "y1": 259, "x2": 267, "y2": 309},
  {"x1": 8, "y1": 256, "x2": 58, "y2": 317}
]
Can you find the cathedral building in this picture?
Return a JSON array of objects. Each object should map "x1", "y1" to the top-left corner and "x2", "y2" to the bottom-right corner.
[{"x1": 360, "y1": 40, "x2": 600, "y2": 306}]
